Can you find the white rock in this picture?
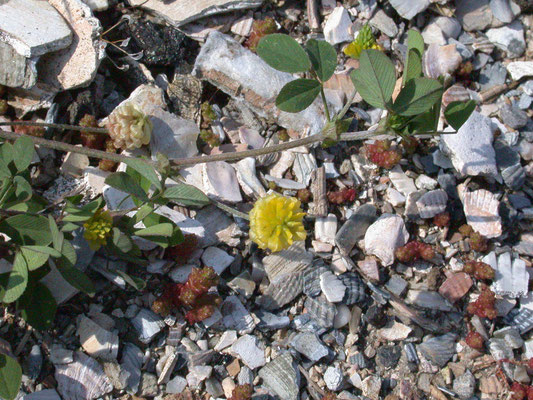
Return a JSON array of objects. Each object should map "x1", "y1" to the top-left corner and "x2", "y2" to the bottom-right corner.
[
  {"x1": 507, "y1": 61, "x2": 533, "y2": 81},
  {"x1": 422, "y1": 23, "x2": 447, "y2": 45},
  {"x1": 406, "y1": 290, "x2": 453, "y2": 312},
  {"x1": 83, "y1": 167, "x2": 109, "y2": 195},
  {"x1": 323, "y1": 7, "x2": 353, "y2": 45},
  {"x1": 378, "y1": 321, "x2": 412, "y2": 341},
  {"x1": 333, "y1": 304, "x2": 351, "y2": 329},
  {"x1": 149, "y1": 107, "x2": 199, "y2": 161},
  {"x1": 415, "y1": 175, "x2": 438, "y2": 190},
  {"x1": 315, "y1": 213, "x2": 337, "y2": 245},
  {"x1": 389, "y1": 0, "x2": 430, "y2": 19},
  {"x1": 320, "y1": 271, "x2": 346, "y2": 303},
  {"x1": 486, "y1": 21, "x2": 525, "y2": 58},
  {"x1": 203, "y1": 161, "x2": 243, "y2": 203},
  {"x1": 389, "y1": 165, "x2": 417, "y2": 196},
  {"x1": 155, "y1": 205, "x2": 206, "y2": 240},
  {"x1": 386, "y1": 187, "x2": 406, "y2": 207},
  {"x1": 416, "y1": 190, "x2": 448, "y2": 219},
  {"x1": 77, "y1": 316, "x2": 119, "y2": 361},
  {"x1": 39, "y1": 0, "x2": 106, "y2": 91},
  {"x1": 0, "y1": 0, "x2": 72, "y2": 58},
  {"x1": 441, "y1": 111, "x2": 499, "y2": 179},
  {"x1": 324, "y1": 366, "x2": 344, "y2": 391},
  {"x1": 201, "y1": 246, "x2": 234, "y2": 275},
  {"x1": 126, "y1": 0, "x2": 262, "y2": 27},
  {"x1": 364, "y1": 214, "x2": 409, "y2": 266},
  {"x1": 231, "y1": 13, "x2": 254, "y2": 36},
  {"x1": 462, "y1": 189, "x2": 502, "y2": 238},
  {"x1": 193, "y1": 32, "x2": 331, "y2": 136},
  {"x1": 490, "y1": 0, "x2": 516, "y2": 24},
  {"x1": 234, "y1": 157, "x2": 266, "y2": 198},
  {"x1": 231, "y1": 335, "x2": 265, "y2": 370},
  {"x1": 214, "y1": 330, "x2": 238, "y2": 352},
  {"x1": 166, "y1": 375, "x2": 187, "y2": 394}
]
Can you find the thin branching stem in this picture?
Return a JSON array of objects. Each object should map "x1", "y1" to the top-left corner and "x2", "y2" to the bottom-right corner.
[
  {"x1": 0, "y1": 121, "x2": 108, "y2": 134},
  {"x1": 319, "y1": 85, "x2": 331, "y2": 122}
]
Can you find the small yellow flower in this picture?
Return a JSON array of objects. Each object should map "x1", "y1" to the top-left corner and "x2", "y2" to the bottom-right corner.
[
  {"x1": 83, "y1": 209, "x2": 113, "y2": 251},
  {"x1": 343, "y1": 24, "x2": 382, "y2": 60},
  {"x1": 106, "y1": 102, "x2": 152, "y2": 150},
  {"x1": 249, "y1": 193, "x2": 306, "y2": 252}
]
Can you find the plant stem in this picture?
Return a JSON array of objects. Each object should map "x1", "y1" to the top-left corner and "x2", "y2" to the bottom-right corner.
[
  {"x1": 0, "y1": 121, "x2": 108, "y2": 134},
  {"x1": 319, "y1": 85, "x2": 331, "y2": 122},
  {"x1": 211, "y1": 199, "x2": 250, "y2": 220}
]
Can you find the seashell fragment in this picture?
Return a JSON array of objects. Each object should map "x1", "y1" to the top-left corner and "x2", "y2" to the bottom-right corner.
[
  {"x1": 442, "y1": 85, "x2": 471, "y2": 108},
  {"x1": 304, "y1": 294, "x2": 336, "y2": 328},
  {"x1": 233, "y1": 158, "x2": 266, "y2": 198},
  {"x1": 320, "y1": 271, "x2": 346, "y2": 303},
  {"x1": 416, "y1": 189, "x2": 448, "y2": 218},
  {"x1": 491, "y1": 252, "x2": 528, "y2": 298},
  {"x1": 417, "y1": 333, "x2": 457, "y2": 367},
  {"x1": 303, "y1": 262, "x2": 328, "y2": 297},
  {"x1": 439, "y1": 273, "x2": 472, "y2": 303},
  {"x1": 131, "y1": 308, "x2": 165, "y2": 344},
  {"x1": 506, "y1": 308, "x2": 533, "y2": 335},
  {"x1": 340, "y1": 272, "x2": 366, "y2": 305},
  {"x1": 462, "y1": 189, "x2": 502, "y2": 238},
  {"x1": 258, "y1": 352, "x2": 300, "y2": 400},
  {"x1": 293, "y1": 152, "x2": 317, "y2": 186},
  {"x1": 203, "y1": 161, "x2": 242, "y2": 203},
  {"x1": 315, "y1": 213, "x2": 337, "y2": 245},
  {"x1": 230, "y1": 13, "x2": 254, "y2": 37},
  {"x1": 257, "y1": 271, "x2": 304, "y2": 311},
  {"x1": 423, "y1": 44, "x2": 462, "y2": 79},
  {"x1": 55, "y1": 352, "x2": 113, "y2": 400},
  {"x1": 472, "y1": 37, "x2": 495, "y2": 54},
  {"x1": 364, "y1": 214, "x2": 409, "y2": 266},
  {"x1": 264, "y1": 174, "x2": 306, "y2": 190},
  {"x1": 262, "y1": 241, "x2": 313, "y2": 281}
]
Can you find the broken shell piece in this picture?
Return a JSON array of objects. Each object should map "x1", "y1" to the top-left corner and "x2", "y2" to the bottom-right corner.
[
  {"x1": 423, "y1": 44, "x2": 462, "y2": 79},
  {"x1": 417, "y1": 333, "x2": 457, "y2": 367},
  {"x1": 442, "y1": 85, "x2": 471, "y2": 108},
  {"x1": 357, "y1": 257, "x2": 380, "y2": 282},
  {"x1": 304, "y1": 294, "x2": 336, "y2": 328},
  {"x1": 340, "y1": 272, "x2": 366, "y2": 305},
  {"x1": 55, "y1": 352, "x2": 113, "y2": 400},
  {"x1": 222, "y1": 296, "x2": 256, "y2": 334},
  {"x1": 416, "y1": 189, "x2": 448, "y2": 219},
  {"x1": 320, "y1": 271, "x2": 346, "y2": 303},
  {"x1": 491, "y1": 252, "x2": 528, "y2": 298},
  {"x1": 364, "y1": 214, "x2": 409, "y2": 266},
  {"x1": 203, "y1": 161, "x2": 243, "y2": 203},
  {"x1": 439, "y1": 273, "x2": 472, "y2": 303},
  {"x1": 315, "y1": 213, "x2": 337, "y2": 245},
  {"x1": 258, "y1": 353, "x2": 300, "y2": 400},
  {"x1": 258, "y1": 272, "x2": 304, "y2": 311},
  {"x1": 462, "y1": 189, "x2": 502, "y2": 238},
  {"x1": 264, "y1": 174, "x2": 306, "y2": 190},
  {"x1": 234, "y1": 158, "x2": 266, "y2": 198},
  {"x1": 303, "y1": 263, "x2": 328, "y2": 297}
]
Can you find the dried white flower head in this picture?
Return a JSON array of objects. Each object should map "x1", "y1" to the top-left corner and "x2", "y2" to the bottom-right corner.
[{"x1": 106, "y1": 102, "x2": 152, "y2": 150}]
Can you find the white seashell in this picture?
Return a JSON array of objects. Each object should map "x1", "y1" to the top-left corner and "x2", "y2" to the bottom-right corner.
[
  {"x1": 378, "y1": 321, "x2": 412, "y2": 341},
  {"x1": 55, "y1": 352, "x2": 113, "y2": 400},
  {"x1": 264, "y1": 174, "x2": 306, "y2": 190},
  {"x1": 258, "y1": 353, "x2": 300, "y2": 400},
  {"x1": 315, "y1": 213, "x2": 337, "y2": 245},
  {"x1": 462, "y1": 189, "x2": 502, "y2": 238},
  {"x1": 293, "y1": 152, "x2": 317, "y2": 186},
  {"x1": 234, "y1": 158, "x2": 266, "y2": 198},
  {"x1": 262, "y1": 241, "x2": 313, "y2": 281},
  {"x1": 203, "y1": 161, "x2": 243, "y2": 203},
  {"x1": 423, "y1": 44, "x2": 462, "y2": 79},
  {"x1": 230, "y1": 13, "x2": 254, "y2": 37},
  {"x1": 269, "y1": 151, "x2": 296, "y2": 179},
  {"x1": 442, "y1": 85, "x2": 471, "y2": 108},
  {"x1": 416, "y1": 189, "x2": 448, "y2": 218},
  {"x1": 304, "y1": 295, "x2": 336, "y2": 328},
  {"x1": 364, "y1": 214, "x2": 409, "y2": 266},
  {"x1": 258, "y1": 272, "x2": 304, "y2": 310},
  {"x1": 77, "y1": 316, "x2": 119, "y2": 361},
  {"x1": 491, "y1": 252, "x2": 528, "y2": 298},
  {"x1": 320, "y1": 271, "x2": 346, "y2": 303}
]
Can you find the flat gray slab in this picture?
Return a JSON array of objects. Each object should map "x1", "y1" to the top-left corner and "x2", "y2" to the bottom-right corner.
[
  {"x1": 0, "y1": 40, "x2": 37, "y2": 88},
  {"x1": 0, "y1": 0, "x2": 72, "y2": 57}
]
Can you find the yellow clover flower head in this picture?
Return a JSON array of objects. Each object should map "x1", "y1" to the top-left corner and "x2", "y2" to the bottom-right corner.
[
  {"x1": 249, "y1": 192, "x2": 306, "y2": 252},
  {"x1": 343, "y1": 24, "x2": 382, "y2": 60},
  {"x1": 83, "y1": 209, "x2": 113, "y2": 251},
  {"x1": 106, "y1": 102, "x2": 153, "y2": 150}
]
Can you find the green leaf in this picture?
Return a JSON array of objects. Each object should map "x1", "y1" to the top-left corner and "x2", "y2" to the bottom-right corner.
[
  {"x1": 0, "y1": 214, "x2": 51, "y2": 246},
  {"x1": 115, "y1": 270, "x2": 146, "y2": 291},
  {"x1": 105, "y1": 172, "x2": 148, "y2": 202},
  {"x1": 112, "y1": 228, "x2": 133, "y2": 253},
  {"x1": 13, "y1": 176, "x2": 32, "y2": 201},
  {"x1": 0, "y1": 353, "x2": 22, "y2": 400},
  {"x1": 0, "y1": 158, "x2": 12, "y2": 180},
  {"x1": 13, "y1": 136, "x2": 34, "y2": 172},
  {"x1": 2, "y1": 252, "x2": 28, "y2": 303},
  {"x1": 20, "y1": 246, "x2": 52, "y2": 271},
  {"x1": 56, "y1": 241, "x2": 95, "y2": 296},
  {"x1": 392, "y1": 77, "x2": 443, "y2": 116},
  {"x1": 22, "y1": 246, "x2": 62, "y2": 258},
  {"x1": 17, "y1": 281, "x2": 57, "y2": 330},
  {"x1": 275, "y1": 79, "x2": 321, "y2": 113},
  {"x1": 305, "y1": 39, "x2": 337, "y2": 82},
  {"x1": 403, "y1": 48, "x2": 422, "y2": 84},
  {"x1": 403, "y1": 29, "x2": 424, "y2": 85},
  {"x1": 48, "y1": 215, "x2": 63, "y2": 252},
  {"x1": 0, "y1": 142, "x2": 13, "y2": 168},
  {"x1": 163, "y1": 184, "x2": 210, "y2": 207},
  {"x1": 60, "y1": 222, "x2": 80, "y2": 232},
  {"x1": 168, "y1": 225, "x2": 184, "y2": 247},
  {"x1": 132, "y1": 204, "x2": 154, "y2": 225},
  {"x1": 135, "y1": 223, "x2": 173, "y2": 237},
  {"x1": 124, "y1": 158, "x2": 162, "y2": 191},
  {"x1": 350, "y1": 49, "x2": 396, "y2": 110},
  {"x1": 444, "y1": 100, "x2": 476, "y2": 130},
  {"x1": 257, "y1": 34, "x2": 311, "y2": 73}
]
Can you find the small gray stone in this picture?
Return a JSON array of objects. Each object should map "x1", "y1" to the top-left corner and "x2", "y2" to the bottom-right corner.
[
  {"x1": 389, "y1": 0, "x2": 430, "y2": 19},
  {"x1": 490, "y1": 0, "x2": 515, "y2": 23},
  {"x1": 238, "y1": 365, "x2": 254, "y2": 386},
  {"x1": 231, "y1": 335, "x2": 265, "y2": 370},
  {"x1": 139, "y1": 373, "x2": 159, "y2": 397},
  {"x1": 486, "y1": 20, "x2": 526, "y2": 58},
  {"x1": 385, "y1": 275, "x2": 408, "y2": 297},
  {"x1": 256, "y1": 310, "x2": 290, "y2": 330},
  {"x1": 130, "y1": 308, "x2": 165, "y2": 344},
  {"x1": 0, "y1": 41, "x2": 37, "y2": 88},
  {"x1": 205, "y1": 377, "x2": 224, "y2": 398},
  {"x1": 456, "y1": 0, "x2": 493, "y2": 31},
  {"x1": 453, "y1": 370, "x2": 476, "y2": 399},
  {"x1": 432, "y1": 16, "x2": 462, "y2": 39},
  {"x1": 369, "y1": 9, "x2": 398, "y2": 37},
  {"x1": 479, "y1": 62, "x2": 507, "y2": 91},
  {"x1": 291, "y1": 332, "x2": 329, "y2": 362},
  {"x1": 324, "y1": 366, "x2": 344, "y2": 391},
  {"x1": 500, "y1": 104, "x2": 528, "y2": 129},
  {"x1": 166, "y1": 375, "x2": 187, "y2": 394},
  {"x1": 376, "y1": 346, "x2": 402, "y2": 370}
]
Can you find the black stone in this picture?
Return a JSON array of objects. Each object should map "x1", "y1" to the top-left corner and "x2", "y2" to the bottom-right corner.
[
  {"x1": 376, "y1": 346, "x2": 402, "y2": 369},
  {"x1": 364, "y1": 304, "x2": 387, "y2": 328}
]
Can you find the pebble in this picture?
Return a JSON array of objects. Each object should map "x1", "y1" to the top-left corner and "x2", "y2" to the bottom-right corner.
[
  {"x1": 370, "y1": 9, "x2": 398, "y2": 38},
  {"x1": 258, "y1": 352, "x2": 300, "y2": 400},
  {"x1": 456, "y1": 0, "x2": 493, "y2": 31},
  {"x1": 386, "y1": 187, "x2": 406, "y2": 206},
  {"x1": 385, "y1": 275, "x2": 408, "y2": 297},
  {"x1": 120, "y1": 343, "x2": 143, "y2": 393},
  {"x1": 490, "y1": 0, "x2": 515, "y2": 23},
  {"x1": 291, "y1": 332, "x2": 329, "y2": 362},
  {"x1": 231, "y1": 334, "x2": 265, "y2": 370},
  {"x1": 256, "y1": 310, "x2": 290, "y2": 330},
  {"x1": 378, "y1": 321, "x2": 412, "y2": 341},
  {"x1": 376, "y1": 346, "x2": 402, "y2": 369},
  {"x1": 166, "y1": 375, "x2": 187, "y2": 394},
  {"x1": 324, "y1": 366, "x2": 344, "y2": 391},
  {"x1": 323, "y1": 6, "x2": 353, "y2": 45},
  {"x1": 201, "y1": 246, "x2": 234, "y2": 275},
  {"x1": 361, "y1": 375, "x2": 382, "y2": 400},
  {"x1": 388, "y1": 0, "x2": 430, "y2": 19},
  {"x1": 333, "y1": 304, "x2": 351, "y2": 329},
  {"x1": 441, "y1": 111, "x2": 499, "y2": 179},
  {"x1": 462, "y1": 189, "x2": 502, "y2": 238},
  {"x1": 364, "y1": 214, "x2": 409, "y2": 266},
  {"x1": 486, "y1": 21, "x2": 526, "y2": 58},
  {"x1": 500, "y1": 104, "x2": 528, "y2": 129},
  {"x1": 139, "y1": 373, "x2": 158, "y2": 397},
  {"x1": 406, "y1": 290, "x2": 453, "y2": 312},
  {"x1": 130, "y1": 308, "x2": 165, "y2": 344},
  {"x1": 507, "y1": 61, "x2": 533, "y2": 80},
  {"x1": 320, "y1": 271, "x2": 346, "y2": 303},
  {"x1": 479, "y1": 62, "x2": 507, "y2": 91},
  {"x1": 432, "y1": 16, "x2": 462, "y2": 39},
  {"x1": 453, "y1": 370, "x2": 476, "y2": 399},
  {"x1": 415, "y1": 175, "x2": 438, "y2": 190}
]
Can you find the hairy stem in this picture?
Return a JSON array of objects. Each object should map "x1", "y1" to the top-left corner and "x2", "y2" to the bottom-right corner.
[{"x1": 0, "y1": 121, "x2": 108, "y2": 134}]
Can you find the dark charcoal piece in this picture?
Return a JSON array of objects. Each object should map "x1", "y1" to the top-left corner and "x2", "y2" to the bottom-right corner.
[
  {"x1": 364, "y1": 304, "x2": 387, "y2": 328},
  {"x1": 126, "y1": 19, "x2": 194, "y2": 66},
  {"x1": 339, "y1": 272, "x2": 366, "y2": 305}
]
